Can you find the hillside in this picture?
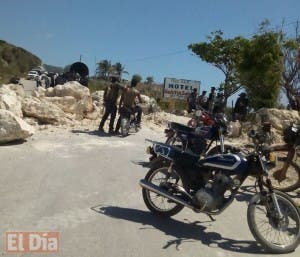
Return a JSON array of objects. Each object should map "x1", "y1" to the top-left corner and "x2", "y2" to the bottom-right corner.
[{"x1": 0, "y1": 40, "x2": 41, "y2": 83}]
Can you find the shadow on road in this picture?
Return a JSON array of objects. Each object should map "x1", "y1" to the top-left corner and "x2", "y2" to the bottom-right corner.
[
  {"x1": 0, "y1": 139, "x2": 26, "y2": 147},
  {"x1": 71, "y1": 129, "x2": 112, "y2": 137},
  {"x1": 91, "y1": 205, "x2": 266, "y2": 254},
  {"x1": 131, "y1": 160, "x2": 151, "y2": 168},
  {"x1": 234, "y1": 185, "x2": 257, "y2": 202}
]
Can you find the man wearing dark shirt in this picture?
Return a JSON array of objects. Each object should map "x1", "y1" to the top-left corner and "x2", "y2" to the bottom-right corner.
[{"x1": 98, "y1": 75, "x2": 122, "y2": 133}]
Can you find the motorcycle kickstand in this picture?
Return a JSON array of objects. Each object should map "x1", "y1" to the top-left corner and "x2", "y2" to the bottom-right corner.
[{"x1": 207, "y1": 214, "x2": 216, "y2": 221}]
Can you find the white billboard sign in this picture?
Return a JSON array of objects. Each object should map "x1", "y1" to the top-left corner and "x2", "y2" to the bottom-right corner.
[{"x1": 163, "y1": 78, "x2": 200, "y2": 100}]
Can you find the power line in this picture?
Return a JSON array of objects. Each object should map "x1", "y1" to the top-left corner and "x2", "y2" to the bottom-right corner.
[
  {"x1": 124, "y1": 50, "x2": 189, "y2": 63},
  {"x1": 119, "y1": 20, "x2": 300, "y2": 64}
]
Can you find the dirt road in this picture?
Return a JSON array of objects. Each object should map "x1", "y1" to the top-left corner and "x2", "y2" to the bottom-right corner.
[{"x1": 0, "y1": 124, "x2": 299, "y2": 256}]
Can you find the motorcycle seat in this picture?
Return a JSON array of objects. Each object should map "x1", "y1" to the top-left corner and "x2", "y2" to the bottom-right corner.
[{"x1": 169, "y1": 122, "x2": 194, "y2": 133}]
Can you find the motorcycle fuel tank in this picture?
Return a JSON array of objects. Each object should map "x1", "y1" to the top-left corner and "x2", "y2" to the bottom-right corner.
[{"x1": 199, "y1": 153, "x2": 247, "y2": 175}]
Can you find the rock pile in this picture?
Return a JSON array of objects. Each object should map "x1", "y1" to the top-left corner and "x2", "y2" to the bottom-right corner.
[
  {"x1": 0, "y1": 81, "x2": 100, "y2": 143},
  {"x1": 1, "y1": 80, "x2": 299, "y2": 145},
  {"x1": 0, "y1": 82, "x2": 159, "y2": 143}
]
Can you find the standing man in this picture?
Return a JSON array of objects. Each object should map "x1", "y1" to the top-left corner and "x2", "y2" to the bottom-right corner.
[
  {"x1": 233, "y1": 92, "x2": 249, "y2": 121},
  {"x1": 213, "y1": 92, "x2": 226, "y2": 114},
  {"x1": 197, "y1": 90, "x2": 207, "y2": 109},
  {"x1": 187, "y1": 88, "x2": 197, "y2": 113},
  {"x1": 207, "y1": 86, "x2": 216, "y2": 114},
  {"x1": 98, "y1": 75, "x2": 122, "y2": 133}
]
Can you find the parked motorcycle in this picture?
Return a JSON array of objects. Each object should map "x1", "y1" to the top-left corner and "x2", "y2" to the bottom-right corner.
[
  {"x1": 147, "y1": 113, "x2": 239, "y2": 169},
  {"x1": 139, "y1": 129, "x2": 300, "y2": 253}
]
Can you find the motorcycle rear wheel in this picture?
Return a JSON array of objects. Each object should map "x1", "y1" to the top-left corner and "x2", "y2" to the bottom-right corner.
[
  {"x1": 247, "y1": 191, "x2": 300, "y2": 253},
  {"x1": 142, "y1": 167, "x2": 184, "y2": 217}
]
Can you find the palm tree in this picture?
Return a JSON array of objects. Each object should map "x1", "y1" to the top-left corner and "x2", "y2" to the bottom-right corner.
[
  {"x1": 96, "y1": 60, "x2": 112, "y2": 80},
  {"x1": 113, "y1": 62, "x2": 128, "y2": 79}
]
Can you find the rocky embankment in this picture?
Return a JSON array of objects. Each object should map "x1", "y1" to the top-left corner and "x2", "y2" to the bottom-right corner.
[
  {"x1": 0, "y1": 81, "x2": 300, "y2": 144},
  {"x1": 0, "y1": 82, "x2": 160, "y2": 144}
]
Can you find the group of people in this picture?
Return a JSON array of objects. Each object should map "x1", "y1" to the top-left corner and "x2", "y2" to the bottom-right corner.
[
  {"x1": 187, "y1": 86, "x2": 249, "y2": 121},
  {"x1": 187, "y1": 86, "x2": 226, "y2": 115},
  {"x1": 98, "y1": 75, "x2": 142, "y2": 134}
]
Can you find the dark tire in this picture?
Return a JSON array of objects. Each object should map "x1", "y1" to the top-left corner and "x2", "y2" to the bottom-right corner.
[
  {"x1": 263, "y1": 150, "x2": 300, "y2": 192},
  {"x1": 206, "y1": 144, "x2": 238, "y2": 156},
  {"x1": 142, "y1": 167, "x2": 184, "y2": 217},
  {"x1": 247, "y1": 191, "x2": 300, "y2": 253}
]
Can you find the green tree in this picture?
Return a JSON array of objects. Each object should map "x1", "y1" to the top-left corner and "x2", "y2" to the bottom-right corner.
[
  {"x1": 188, "y1": 31, "x2": 246, "y2": 101},
  {"x1": 238, "y1": 31, "x2": 283, "y2": 109},
  {"x1": 131, "y1": 74, "x2": 142, "y2": 84},
  {"x1": 144, "y1": 76, "x2": 154, "y2": 96},
  {"x1": 145, "y1": 76, "x2": 154, "y2": 85}
]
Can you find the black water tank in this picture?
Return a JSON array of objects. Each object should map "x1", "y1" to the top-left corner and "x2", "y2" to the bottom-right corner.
[{"x1": 69, "y1": 62, "x2": 89, "y2": 86}]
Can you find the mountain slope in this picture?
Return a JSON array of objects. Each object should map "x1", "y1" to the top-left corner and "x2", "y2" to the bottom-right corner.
[{"x1": 0, "y1": 40, "x2": 41, "y2": 82}]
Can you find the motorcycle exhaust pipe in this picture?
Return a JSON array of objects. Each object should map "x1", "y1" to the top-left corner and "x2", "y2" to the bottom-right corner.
[{"x1": 139, "y1": 179, "x2": 195, "y2": 209}]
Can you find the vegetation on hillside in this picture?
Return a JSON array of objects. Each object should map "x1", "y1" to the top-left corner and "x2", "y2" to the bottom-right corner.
[{"x1": 0, "y1": 40, "x2": 41, "y2": 83}]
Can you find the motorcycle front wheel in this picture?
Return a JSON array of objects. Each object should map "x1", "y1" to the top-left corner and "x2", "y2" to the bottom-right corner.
[
  {"x1": 247, "y1": 191, "x2": 300, "y2": 253},
  {"x1": 142, "y1": 167, "x2": 184, "y2": 217}
]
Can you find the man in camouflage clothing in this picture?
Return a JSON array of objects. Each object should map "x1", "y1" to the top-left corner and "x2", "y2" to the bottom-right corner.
[{"x1": 98, "y1": 75, "x2": 122, "y2": 133}]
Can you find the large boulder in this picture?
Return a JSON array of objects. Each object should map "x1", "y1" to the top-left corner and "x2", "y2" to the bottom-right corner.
[
  {"x1": 5, "y1": 83, "x2": 26, "y2": 98},
  {"x1": 53, "y1": 81, "x2": 90, "y2": 100},
  {"x1": 45, "y1": 87, "x2": 56, "y2": 97},
  {"x1": 140, "y1": 94, "x2": 158, "y2": 114},
  {"x1": 22, "y1": 96, "x2": 68, "y2": 124},
  {"x1": 91, "y1": 90, "x2": 104, "y2": 108},
  {"x1": 44, "y1": 96, "x2": 77, "y2": 113},
  {"x1": 0, "y1": 109, "x2": 34, "y2": 144},
  {"x1": 0, "y1": 84, "x2": 23, "y2": 117}
]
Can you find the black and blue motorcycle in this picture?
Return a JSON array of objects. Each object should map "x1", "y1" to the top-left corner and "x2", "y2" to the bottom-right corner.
[{"x1": 139, "y1": 130, "x2": 300, "y2": 253}]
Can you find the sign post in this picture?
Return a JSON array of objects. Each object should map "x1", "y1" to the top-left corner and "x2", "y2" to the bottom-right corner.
[{"x1": 163, "y1": 78, "x2": 201, "y2": 101}]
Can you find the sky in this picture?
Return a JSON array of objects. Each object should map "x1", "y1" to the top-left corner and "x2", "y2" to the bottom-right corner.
[{"x1": 0, "y1": 0, "x2": 299, "y2": 103}]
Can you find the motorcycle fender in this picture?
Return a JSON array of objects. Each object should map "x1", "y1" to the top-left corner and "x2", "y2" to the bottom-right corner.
[{"x1": 249, "y1": 194, "x2": 261, "y2": 205}]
